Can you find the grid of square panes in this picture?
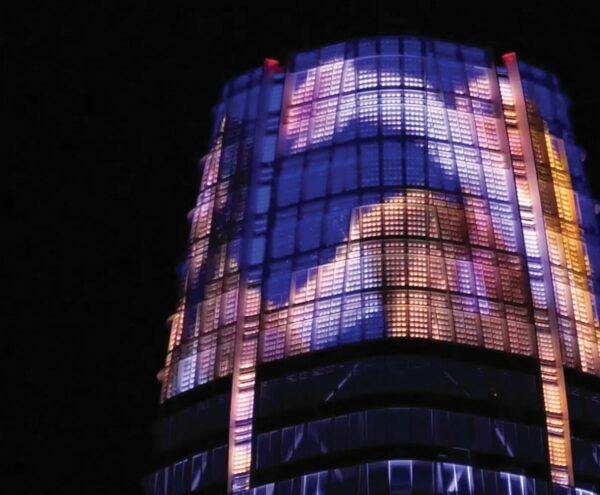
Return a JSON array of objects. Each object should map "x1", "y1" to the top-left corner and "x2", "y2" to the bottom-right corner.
[
  {"x1": 260, "y1": 39, "x2": 538, "y2": 364},
  {"x1": 284, "y1": 83, "x2": 502, "y2": 154},
  {"x1": 283, "y1": 39, "x2": 497, "y2": 150},
  {"x1": 261, "y1": 190, "x2": 533, "y2": 361}
]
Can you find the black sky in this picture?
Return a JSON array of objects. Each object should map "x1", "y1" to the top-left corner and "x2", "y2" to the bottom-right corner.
[{"x1": 7, "y1": 2, "x2": 600, "y2": 494}]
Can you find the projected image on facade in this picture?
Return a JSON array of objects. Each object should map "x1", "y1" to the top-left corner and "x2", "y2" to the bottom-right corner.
[{"x1": 146, "y1": 37, "x2": 600, "y2": 495}]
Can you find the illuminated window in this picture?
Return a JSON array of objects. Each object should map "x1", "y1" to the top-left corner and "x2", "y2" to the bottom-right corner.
[
  {"x1": 382, "y1": 141, "x2": 403, "y2": 185},
  {"x1": 499, "y1": 472, "x2": 527, "y2": 495},
  {"x1": 272, "y1": 209, "x2": 297, "y2": 258},
  {"x1": 360, "y1": 142, "x2": 380, "y2": 187},
  {"x1": 303, "y1": 152, "x2": 328, "y2": 200},
  {"x1": 380, "y1": 57, "x2": 402, "y2": 87},
  {"x1": 381, "y1": 91, "x2": 402, "y2": 135},
  {"x1": 357, "y1": 58, "x2": 378, "y2": 89},
  {"x1": 389, "y1": 460, "x2": 413, "y2": 491},
  {"x1": 403, "y1": 56, "x2": 423, "y2": 88},
  {"x1": 406, "y1": 141, "x2": 425, "y2": 186},
  {"x1": 358, "y1": 92, "x2": 379, "y2": 137},
  {"x1": 439, "y1": 463, "x2": 473, "y2": 494}
]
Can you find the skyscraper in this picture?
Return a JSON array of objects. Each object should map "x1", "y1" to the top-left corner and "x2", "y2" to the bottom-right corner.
[{"x1": 145, "y1": 37, "x2": 600, "y2": 495}]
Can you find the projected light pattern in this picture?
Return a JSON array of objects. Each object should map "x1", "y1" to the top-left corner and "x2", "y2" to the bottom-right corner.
[
  {"x1": 154, "y1": 38, "x2": 600, "y2": 494},
  {"x1": 261, "y1": 190, "x2": 534, "y2": 361}
]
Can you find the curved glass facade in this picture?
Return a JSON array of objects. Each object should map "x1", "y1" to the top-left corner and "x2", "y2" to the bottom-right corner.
[
  {"x1": 242, "y1": 460, "x2": 596, "y2": 495},
  {"x1": 146, "y1": 37, "x2": 600, "y2": 495}
]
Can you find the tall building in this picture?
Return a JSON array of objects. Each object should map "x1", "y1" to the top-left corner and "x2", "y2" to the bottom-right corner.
[{"x1": 145, "y1": 37, "x2": 600, "y2": 495}]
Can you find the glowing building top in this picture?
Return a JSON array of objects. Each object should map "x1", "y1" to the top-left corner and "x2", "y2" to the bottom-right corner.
[{"x1": 149, "y1": 37, "x2": 600, "y2": 495}]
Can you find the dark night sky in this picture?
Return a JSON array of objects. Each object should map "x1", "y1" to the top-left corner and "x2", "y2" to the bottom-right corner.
[{"x1": 7, "y1": 2, "x2": 600, "y2": 494}]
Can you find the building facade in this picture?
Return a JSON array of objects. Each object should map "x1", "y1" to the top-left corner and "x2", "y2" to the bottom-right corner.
[{"x1": 145, "y1": 37, "x2": 600, "y2": 495}]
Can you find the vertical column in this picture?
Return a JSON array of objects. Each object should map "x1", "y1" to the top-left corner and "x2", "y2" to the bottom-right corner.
[
  {"x1": 228, "y1": 60, "x2": 284, "y2": 494},
  {"x1": 502, "y1": 52, "x2": 574, "y2": 486},
  {"x1": 228, "y1": 279, "x2": 261, "y2": 493},
  {"x1": 542, "y1": 127, "x2": 600, "y2": 373}
]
